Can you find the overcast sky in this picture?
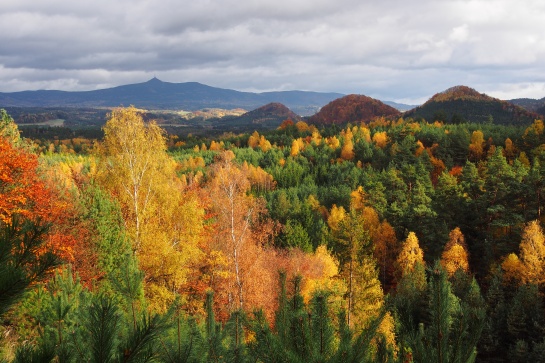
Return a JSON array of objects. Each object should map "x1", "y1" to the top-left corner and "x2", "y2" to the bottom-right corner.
[{"x1": 1, "y1": 0, "x2": 545, "y2": 104}]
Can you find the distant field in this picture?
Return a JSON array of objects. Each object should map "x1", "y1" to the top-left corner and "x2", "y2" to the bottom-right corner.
[{"x1": 20, "y1": 119, "x2": 65, "y2": 126}]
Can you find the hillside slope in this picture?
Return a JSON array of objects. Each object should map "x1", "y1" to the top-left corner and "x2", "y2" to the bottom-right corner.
[
  {"x1": 216, "y1": 102, "x2": 301, "y2": 130},
  {"x1": 307, "y1": 94, "x2": 401, "y2": 125},
  {"x1": 405, "y1": 86, "x2": 539, "y2": 125}
]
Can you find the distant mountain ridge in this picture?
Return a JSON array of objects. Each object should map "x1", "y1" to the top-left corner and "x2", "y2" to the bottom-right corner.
[
  {"x1": 405, "y1": 85, "x2": 540, "y2": 125},
  {"x1": 0, "y1": 78, "x2": 343, "y2": 117},
  {"x1": 509, "y1": 97, "x2": 545, "y2": 116}
]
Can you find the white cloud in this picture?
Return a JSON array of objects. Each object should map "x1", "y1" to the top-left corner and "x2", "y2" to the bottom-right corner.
[
  {"x1": 0, "y1": 0, "x2": 544, "y2": 102},
  {"x1": 450, "y1": 24, "x2": 469, "y2": 42}
]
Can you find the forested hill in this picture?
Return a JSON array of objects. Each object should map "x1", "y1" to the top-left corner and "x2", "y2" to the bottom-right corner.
[
  {"x1": 0, "y1": 77, "x2": 343, "y2": 116},
  {"x1": 509, "y1": 96, "x2": 545, "y2": 116},
  {"x1": 405, "y1": 85, "x2": 540, "y2": 125},
  {"x1": 219, "y1": 102, "x2": 302, "y2": 130},
  {"x1": 307, "y1": 94, "x2": 401, "y2": 124}
]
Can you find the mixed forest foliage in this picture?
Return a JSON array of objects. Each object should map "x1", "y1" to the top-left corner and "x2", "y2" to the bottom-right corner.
[
  {"x1": 2, "y1": 106, "x2": 545, "y2": 362},
  {"x1": 405, "y1": 86, "x2": 539, "y2": 125}
]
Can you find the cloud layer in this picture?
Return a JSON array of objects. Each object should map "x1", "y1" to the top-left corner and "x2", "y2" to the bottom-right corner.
[{"x1": 1, "y1": 0, "x2": 545, "y2": 103}]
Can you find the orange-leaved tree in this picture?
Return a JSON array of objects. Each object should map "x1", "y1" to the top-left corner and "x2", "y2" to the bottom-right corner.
[
  {"x1": 207, "y1": 151, "x2": 276, "y2": 314},
  {"x1": 0, "y1": 137, "x2": 47, "y2": 223},
  {"x1": 0, "y1": 131, "x2": 77, "y2": 266}
]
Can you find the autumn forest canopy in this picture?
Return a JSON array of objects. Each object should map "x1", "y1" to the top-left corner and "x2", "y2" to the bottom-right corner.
[{"x1": 3, "y1": 104, "x2": 545, "y2": 362}]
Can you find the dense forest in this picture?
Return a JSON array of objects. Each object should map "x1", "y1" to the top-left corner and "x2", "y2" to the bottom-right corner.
[{"x1": 2, "y1": 106, "x2": 545, "y2": 362}]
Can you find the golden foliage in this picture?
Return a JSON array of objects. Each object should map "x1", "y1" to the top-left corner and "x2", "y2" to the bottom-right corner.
[
  {"x1": 209, "y1": 140, "x2": 223, "y2": 151},
  {"x1": 248, "y1": 131, "x2": 260, "y2": 148},
  {"x1": 350, "y1": 256, "x2": 384, "y2": 326},
  {"x1": 519, "y1": 220, "x2": 545, "y2": 285},
  {"x1": 440, "y1": 227, "x2": 470, "y2": 276},
  {"x1": 290, "y1": 138, "x2": 301, "y2": 157},
  {"x1": 350, "y1": 186, "x2": 366, "y2": 212},
  {"x1": 469, "y1": 130, "x2": 485, "y2": 161},
  {"x1": 207, "y1": 152, "x2": 277, "y2": 313},
  {"x1": 340, "y1": 139, "x2": 355, "y2": 160},
  {"x1": 501, "y1": 253, "x2": 524, "y2": 285},
  {"x1": 299, "y1": 245, "x2": 345, "y2": 307},
  {"x1": 501, "y1": 220, "x2": 545, "y2": 286},
  {"x1": 415, "y1": 140, "x2": 425, "y2": 157},
  {"x1": 295, "y1": 121, "x2": 310, "y2": 132},
  {"x1": 372, "y1": 131, "x2": 389, "y2": 149},
  {"x1": 326, "y1": 136, "x2": 341, "y2": 149},
  {"x1": 518, "y1": 151, "x2": 530, "y2": 167},
  {"x1": 327, "y1": 204, "x2": 347, "y2": 232},
  {"x1": 396, "y1": 232, "x2": 424, "y2": 277},
  {"x1": 98, "y1": 107, "x2": 205, "y2": 310},
  {"x1": 311, "y1": 130, "x2": 322, "y2": 145}
]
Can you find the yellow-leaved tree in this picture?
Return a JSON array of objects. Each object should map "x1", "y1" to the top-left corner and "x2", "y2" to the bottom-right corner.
[
  {"x1": 518, "y1": 220, "x2": 545, "y2": 285},
  {"x1": 469, "y1": 130, "x2": 485, "y2": 161},
  {"x1": 501, "y1": 253, "x2": 524, "y2": 285},
  {"x1": 98, "y1": 106, "x2": 204, "y2": 310},
  {"x1": 328, "y1": 206, "x2": 396, "y2": 349},
  {"x1": 501, "y1": 220, "x2": 545, "y2": 286},
  {"x1": 396, "y1": 232, "x2": 424, "y2": 278},
  {"x1": 372, "y1": 131, "x2": 389, "y2": 149},
  {"x1": 440, "y1": 227, "x2": 470, "y2": 276},
  {"x1": 349, "y1": 186, "x2": 399, "y2": 289}
]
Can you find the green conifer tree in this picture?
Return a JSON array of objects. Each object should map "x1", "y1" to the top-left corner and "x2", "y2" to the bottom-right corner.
[
  {"x1": 0, "y1": 216, "x2": 58, "y2": 318},
  {"x1": 205, "y1": 291, "x2": 225, "y2": 363}
]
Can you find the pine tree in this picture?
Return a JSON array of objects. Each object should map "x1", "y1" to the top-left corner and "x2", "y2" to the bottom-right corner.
[
  {"x1": 205, "y1": 291, "x2": 225, "y2": 362},
  {"x1": 224, "y1": 310, "x2": 249, "y2": 363},
  {"x1": 506, "y1": 284, "x2": 545, "y2": 361},
  {"x1": 479, "y1": 270, "x2": 508, "y2": 362},
  {"x1": 0, "y1": 216, "x2": 59, "y2": 318},
  {"x1": 288, "y1": 276, "x2": 312, "y2": 361},
  {"x1": 404, "y1": 261, "x2": 484, "y2": 363},
  {"x1": 393, "y1": 261, "x2": 427, "y2": 338},
  {"x1": 85, "y1": 295, "x2": 121, "y2": 363},
  {"x1": 309, "y1": 292, "x2": 335, "y2": 361}
]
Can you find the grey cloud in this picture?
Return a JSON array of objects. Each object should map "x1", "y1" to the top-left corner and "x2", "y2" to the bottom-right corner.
[{"x1": 1, "y1": 0, "x2": 545, "y2": 101}]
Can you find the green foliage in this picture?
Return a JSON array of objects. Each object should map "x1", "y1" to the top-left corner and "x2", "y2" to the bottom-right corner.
[
  {"x1": 251, "y1": 272, "x2": 392, "y2": 363},
  {"x1": 309, "y1": 292, "x2": 335, "y2": 361},
  {"x1": 9, "y1": 110, "x2": 545, "y2": 362},
  {"x1": 205, "y1": 291, "x2": 225, "y2": 362},
  {"x1": 0, "y1": 109, "x2": 21, "y2": 145},
  {"x1": 37, "y1": 267, "x2": 88, "y2": 362},
  {"x1": 399, "y1": 261, "x2": 485, "y2": 363},
  {"x1": 0, "y1": 217, "x2": 59, "y2": 318},
  {"x1": 81, "y1": 185, "x2": 134, "y2": 290},
  {"x1": 86, "y1": 295, "x2": 121, "y2": 363},
  {"x1": 283, "y1": 219, "x2": 313, "y2": 252}
]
